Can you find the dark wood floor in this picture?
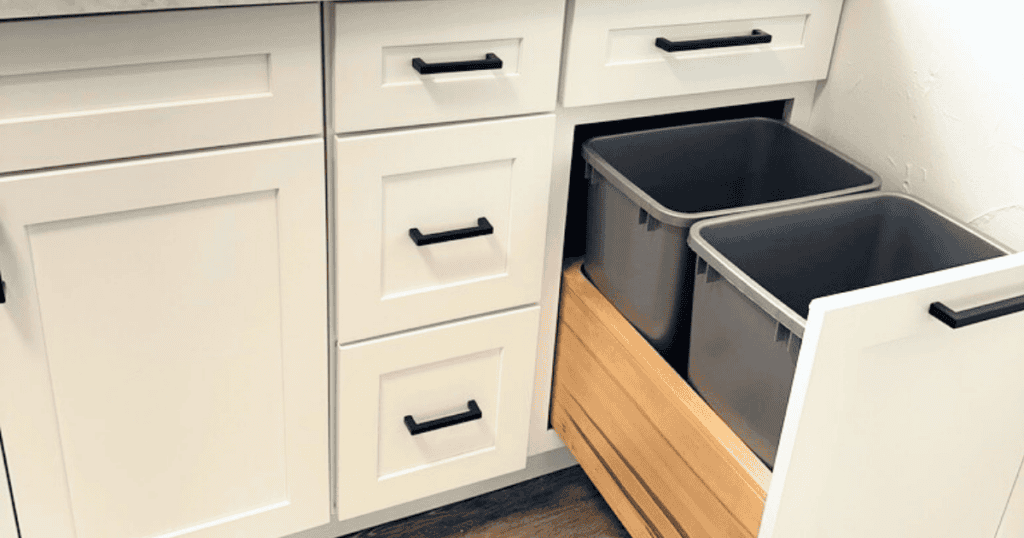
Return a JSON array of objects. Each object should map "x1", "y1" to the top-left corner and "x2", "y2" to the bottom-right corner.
[{"x1": 340, "y1": 465, "x2": 631, "y2": 538}]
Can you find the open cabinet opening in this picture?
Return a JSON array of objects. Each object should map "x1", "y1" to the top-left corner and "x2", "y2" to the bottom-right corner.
[{"x1": 560, "y1": 100, "x2": 789, "y2": 261}]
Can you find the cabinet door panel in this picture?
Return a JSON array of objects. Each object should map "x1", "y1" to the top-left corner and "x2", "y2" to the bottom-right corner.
[
  {"x1": 763, "y1": 252, "x2": 1024, "y2": 538},
  {"x1": 0, "y1": 140, "x2": 327, "y2": 538},
  {"x1": 334, "y1": 115, "x2": 554, "y2": 343},
  {"x1": 337, "y1": 307, "x2": 539, "y2": 519},
  {"x1": 561, "y1": 0, "x2": 842, "y2": 107},
  {"x1": 333, "y1": 0, "x2": 564, "y2": 132},
  {"x1": 0, "y1": 4, "x2": 322, "y2": 173}
]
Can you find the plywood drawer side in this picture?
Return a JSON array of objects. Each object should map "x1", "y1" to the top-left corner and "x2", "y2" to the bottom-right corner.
[{"x1": 551, "y1": 262, "x2": 770, "y2": 538}]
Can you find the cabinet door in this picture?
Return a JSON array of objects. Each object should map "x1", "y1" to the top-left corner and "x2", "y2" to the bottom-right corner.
[
  {"x1": 0, "y1": 4, "x2": 323, "y2": 173},
  {"x1": 0, "y1": 140, "x2": 328, "y2": 538},
  {"x1": 761, "y1": 252, "x2": 1024, "y2": 538},
  {"x1": 334, "y1": 115, "x2": 554, "y2": 343},
  {"x1": 333, "y1": 0, "x2": 564, "y2": 132},
  {"x1": 336, "y1": 307, "x2": 539, "y2": 519}
]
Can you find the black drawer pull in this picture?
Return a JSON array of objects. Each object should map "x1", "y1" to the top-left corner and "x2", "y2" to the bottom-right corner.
[
  {"x1": 410, "y1": 217, "x2": 493, "y2": 246},
  {"x1": 405, "y1": 400, "x2": 482, "y2": 435},
  {"x1": 412, "y1": 53, "x2": 503, "y2": 75},
  {"x1": 655, "y1": 29, "x2": 772, "y2": 53},
  {"x1": 0, "y1": 266, "x2": 5, "y2": 304},
  {"x1": 929, "y1": 294, "x2": 1024, "y2": 329}
]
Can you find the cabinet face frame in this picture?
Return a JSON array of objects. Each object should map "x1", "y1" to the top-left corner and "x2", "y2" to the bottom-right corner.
[{"x1": 0, "y1": 139, "x2": 329, "y2": 538}]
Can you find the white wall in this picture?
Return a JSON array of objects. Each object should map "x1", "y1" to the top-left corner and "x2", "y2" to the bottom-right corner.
[{"x1": 806, "y1": 0, "x2": 1024, "y2": 251}]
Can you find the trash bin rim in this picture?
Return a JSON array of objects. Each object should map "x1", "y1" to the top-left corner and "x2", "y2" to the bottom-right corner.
[
  {"x1": 581, "y1": 117, "x2": 882, "y2": 228},
  {"x1": 686, "y1": 191, "x2": 1013, "y2": 340}
]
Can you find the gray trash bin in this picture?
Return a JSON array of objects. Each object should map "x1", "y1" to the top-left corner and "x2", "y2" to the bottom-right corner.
[
  {"x1": 582, "y1": 117, "x2": 880, "y2": 368},
  {"x1": 687, "y1": 192, "x2": 1011, "y2": 468}
]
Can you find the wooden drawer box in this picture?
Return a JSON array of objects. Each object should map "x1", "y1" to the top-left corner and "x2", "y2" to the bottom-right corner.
[
  {"x1": 333, "y1": 0, "x2": 565, "y2": 133},
  {"x1": 336, "y1": 306, "x2": 540, "y2": 520},
  {"x1": 560, "y1": 0, "x2": 843, "y2": 107},
  {"x1": 0, "y1": 4, "x2": 322, "y2": 173},
  {"x1": 334, "y1": 115, "x2": 555, "y2": 343},
  {"x1": 552, "y1": 262, "x2": 770, "y2": 538}
]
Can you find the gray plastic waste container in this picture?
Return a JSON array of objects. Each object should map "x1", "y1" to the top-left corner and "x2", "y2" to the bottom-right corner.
[
  {"x1": 582, "y1": 117, "x2": 880, "y2": 367},
  {"x1": 687, "y1": 192, "x2": 1011, "y2": 468}
]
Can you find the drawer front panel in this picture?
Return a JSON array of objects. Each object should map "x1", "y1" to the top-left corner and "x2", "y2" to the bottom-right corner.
[
  {"x1": 333, "y1": 0, "x2": 564, "y2": 132},
  {"x1": 0, "y1": 4, "x2": 322, "y2": 172},
  {"x1": 337, "y1": 307, "x2": 539, "y2": 519},
  {"x1": 561, "y1": 0, "x2": 843, "y2": 107},
  {"x1": 335, "y1": 115, "x2": 555, "y2": 343}
]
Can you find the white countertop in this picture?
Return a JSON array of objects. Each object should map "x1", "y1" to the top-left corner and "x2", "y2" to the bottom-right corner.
[{"x1": 0, "y1": 0, "x2": 334, "y2": 20}]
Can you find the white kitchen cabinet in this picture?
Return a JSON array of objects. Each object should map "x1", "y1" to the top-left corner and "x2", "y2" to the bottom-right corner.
[
  {"x1": 0, "y1": 4, "x2": 322, "y2": 173},
  {"x1": 333, "y1": 0, "x2": 564, "y2": 132},
  {"x1": 334, "y1": 115, "x2": 555, "y2": 343},
  {"x1": 762, "y1": 251, "x2": 1024, "y2": 538},
  {"x1": 561, "y1": 0, "x2": 843, "y2": 107},
  {"x1": 336, "y1": 306, "x2": 539, "y2": 520},
  {"x1": 0, "y1": 139, "x2": 329, "y2": 538}
]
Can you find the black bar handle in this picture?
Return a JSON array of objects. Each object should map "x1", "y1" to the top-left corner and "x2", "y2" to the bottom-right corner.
[
  {"x1": 412, "y1": 53, "x2": 503, "y2": 75},
  {"x1": 410, "y1": 217, "x2": 493, "y2": 246},
  {"x1": 405, "y1": 400, "x2": 482, "y2": 436},
  {"x1": 655, "y1": 29, "x2": 772, "y2": 52},
  {"x1": 0, "y1": 266, "x2": 5, "y2": 304},
  {"x1": 929, "y1": 294, "x2": 1024, "y2": 329}
]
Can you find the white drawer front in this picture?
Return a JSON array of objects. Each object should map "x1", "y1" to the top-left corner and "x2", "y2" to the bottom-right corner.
[
  {"x1": 337, "y1": 307, "x2": 539, "y2": 519},
  {"x1": 561, "y1": 0, "x2": 843, "y2": 107},
  {"x1": 333, "y1": 0, "x2": 564, "y2": 132},
  {"x1": 0, "y1": 4, "x2": 322, "y2": 173},
  {"x1": 335, "y1": 115, "x2": 555, "y2": 343}
]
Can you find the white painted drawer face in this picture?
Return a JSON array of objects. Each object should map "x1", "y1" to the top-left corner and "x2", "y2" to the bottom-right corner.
[
  {"x1": 335, "y1": 115, "x2": 555, "y2": 343},
  {"x1": 336, "y1": 307, "x2": 539, "y2": 519},
  {"x1": 0, "y1": 4, "x2": 322, "y2": 173},
  {"x1": 561, "y1": 0, "x2": 843, "y2": 107},
  {"x1": 333, "y1": 0, "x2": 564, "y2": 133}
]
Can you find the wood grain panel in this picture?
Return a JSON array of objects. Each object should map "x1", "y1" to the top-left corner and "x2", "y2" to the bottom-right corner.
[{"x1": 551, "y1": 262, "x2": 770, "y2": 538}]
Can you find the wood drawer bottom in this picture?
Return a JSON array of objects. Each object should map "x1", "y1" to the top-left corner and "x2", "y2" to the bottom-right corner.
[{"x1": 551, "y1": 262, "x2": 770, "y2": 538}]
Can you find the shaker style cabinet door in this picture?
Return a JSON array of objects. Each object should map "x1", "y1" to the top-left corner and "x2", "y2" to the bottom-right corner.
[
  {"x1": 762, "y1": 252, "x2": 1024, "y2": 538},
  {"x1": 334, "y1": 115, "x2": 555, "y2": 343},
  {"x1": 336, "y1": 306, "x2": 540, "y2": 519},
  {"x1": 0, "y1": 140, "x2": 328, "y2": 538},
  {"x1": 333, "y1": 0, "x2": 564, "y2": 132},
  {"x1": 0, "y1": 4, "x2": 322, "y2": 173},
  {"x1": 561, "y1": 0, "x2": 843, "y2": 107}
]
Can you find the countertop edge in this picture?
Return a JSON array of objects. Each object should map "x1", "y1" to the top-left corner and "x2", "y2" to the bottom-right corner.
[{"x1": 0, "y1": 0, "x2": 349, "y2": 21}]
